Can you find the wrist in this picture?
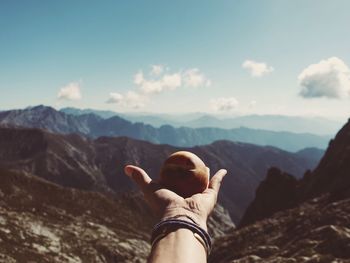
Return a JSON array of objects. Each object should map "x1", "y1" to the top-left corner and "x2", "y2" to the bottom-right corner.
[
  {"x1": 161, "y1": 206, "x2": 208, "y2": 231},
  {"x1": 151, "y1": 218, "x2": 212, "y2": 256},
  {"x1": 149, "y1": 227, "x2": 207, "y2": 262}
]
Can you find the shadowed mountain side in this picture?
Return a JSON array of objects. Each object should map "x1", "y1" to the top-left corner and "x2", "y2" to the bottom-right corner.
[
  {"x1": 0, "y1": 169, "x2": 234, "y2": 262},
  {"x1": 237, "y1": 118, "x2": 350, "y2": 227},
  {"x1": 0, "y1": 105, "x2": 330, "y2": 152},
  {"x1": 239, "y1": 167, "x2": 298, "y2": 227},
  {"x1": 301, "y1": 118, "x2": 350, "y2": 200},
  {"x1": 0, "y1": 127, "x2": 318, "y2": 223}
]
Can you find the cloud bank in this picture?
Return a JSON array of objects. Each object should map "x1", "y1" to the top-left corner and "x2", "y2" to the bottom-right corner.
[
  {"x1": 57, "y1": 82, "x2": 82, "y2": 100},
  {"x1": 108, "y1": 65, "x2": 211, "y2": 109},
  {"x1": 134, "y1": 66, "x2": 211, "y2": 95},
  {"x1": 210, "y1": 97, "x2": 239, "y2": 111},
  {"x1": 242, "y1": 60, "x2": 274, "y2": 77},
  {"x1": 298, "y1": 57, "x2": 350, "y2": 99}
]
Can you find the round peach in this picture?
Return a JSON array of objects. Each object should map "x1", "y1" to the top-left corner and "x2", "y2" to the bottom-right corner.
[{"x1": 159, "y1": 151, "x2": 209, "y2": 198}]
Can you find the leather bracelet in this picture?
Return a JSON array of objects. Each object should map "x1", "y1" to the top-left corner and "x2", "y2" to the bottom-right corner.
[
  {"x1": 151, "y1": 218, "x2": 212, "y2": 255},
  {"x1": 162, "y1": 214, "x2": 198, "y2": 225}
]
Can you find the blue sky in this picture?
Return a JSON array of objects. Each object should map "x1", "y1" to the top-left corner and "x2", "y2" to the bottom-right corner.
[{"x1": 1, "y1": 0, "x2": 350, "y2": 121}]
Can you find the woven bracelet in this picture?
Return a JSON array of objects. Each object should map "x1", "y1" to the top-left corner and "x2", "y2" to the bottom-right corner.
[{"x1": 151, "y1": 218, "x2": 212, "y2": 255}]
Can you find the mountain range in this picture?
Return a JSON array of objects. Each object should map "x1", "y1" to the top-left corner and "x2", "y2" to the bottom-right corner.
[
  {"x1": 0, "y1": 125, "x2": 320, "y2": 223},
  {"x1": 61, "y1": 107, "x2": 342, "y2": 135},
  {"x1": 0, "y1": 117, "x2": 348, "y2": 262},
  {"x1": 1, "y1": 105, "x2": 349, "y2": 262},
  {"x1": 0, "y1": 105, "x2": 330, "y2": 152}
]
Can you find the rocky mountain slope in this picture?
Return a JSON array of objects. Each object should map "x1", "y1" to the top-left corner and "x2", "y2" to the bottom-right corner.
[
  {"x1": 0, "y1": 127, "x2": 318, "y2": 223},
  {"x1": 0, "y1": 168, "x2": 234, "y2": 263},
  {"x1": 239, "y1": 167, "x2": 298, "y2": 227},
  {"x1": 209, "y1": 119, "x2": 350, "y2": 262},
  {"x1": 209, "y1": 194, "x2": 350, "y2": 263},
  {"x1": 302, "y1": 119, "x2": 350, "y2": 200},
  {"x1": 239, "y1": 118, "x2": 350, "y2": 227},
  {"x1": 0, "y1": 168, "x2": 152, "y2": 263},
  {"x1": 0, "y1": 105, "x2": 330, "y2": 152}
]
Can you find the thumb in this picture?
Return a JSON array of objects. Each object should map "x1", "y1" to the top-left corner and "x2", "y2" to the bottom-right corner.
[
  {"x1": 124, "y1": 165, "x2": 152, "y2": 191},
  {"x1": 208, "y1": 169, "x2": 227, "y2": 194}
]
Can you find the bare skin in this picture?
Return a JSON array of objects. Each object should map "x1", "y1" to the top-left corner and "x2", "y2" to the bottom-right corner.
[{"x1": 124, "y1": 165, "x2": 227, "y2": 263}]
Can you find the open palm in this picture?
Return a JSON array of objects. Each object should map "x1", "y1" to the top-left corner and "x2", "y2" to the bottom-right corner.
[{"x1": 124, "y1": 165, "x2": 227, "y2": 230}]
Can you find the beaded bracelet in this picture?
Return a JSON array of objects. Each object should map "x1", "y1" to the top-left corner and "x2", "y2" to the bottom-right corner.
[{"x1": 151, "y1": 218, "x2": 212, "y2": 255}]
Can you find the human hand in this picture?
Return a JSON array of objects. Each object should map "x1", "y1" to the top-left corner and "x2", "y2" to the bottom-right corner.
[{"x1": 124, "y1": 165, "x2": 227, "y2": 231}]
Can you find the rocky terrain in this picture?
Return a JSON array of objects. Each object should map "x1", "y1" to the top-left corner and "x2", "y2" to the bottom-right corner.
[
  {"x1": 209, "y1": 194, "x2": 350, "y2": 263},
  {"x1": 209, "y1": 119, "x2": 350, "y2": 262},
  {"x1": 0, "y1": 168, "x2": 234, "y2": 263},
  {"x1": 0, "y1": 105, "x2": 330, "y2": 151},
  {"x1": 0, "y1": 127, "x2": 318, "y2": 223}
]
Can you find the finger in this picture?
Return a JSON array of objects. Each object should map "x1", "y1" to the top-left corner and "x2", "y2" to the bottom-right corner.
[
  {"x1": 124, "y1": 165, "x2": 152, "y2": 191},
  {"x1": 208, "y1": 169, "x2": 227, "y2": 194},
  {"x1": 206, "y1": 167, "x2": 210, "y2": 187}
]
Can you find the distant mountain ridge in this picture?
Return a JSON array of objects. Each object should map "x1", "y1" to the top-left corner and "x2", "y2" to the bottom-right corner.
[
  {"x1": 0, "y1": 105, "x2": 330, "y2": 152},
  {"x1": 60, "y1": 107, "x2": 342, "y2": 135},
  {"x1": 0, "y1": 126, "x2": 320, "y2": 223},
  {"x1": 184, "y1": 114, "x2": 342, "y2": 136}
]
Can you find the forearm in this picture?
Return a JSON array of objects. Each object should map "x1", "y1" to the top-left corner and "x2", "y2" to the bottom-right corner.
[{"x1": 148, "y1": 228, "x2": 207, "y2": 263}]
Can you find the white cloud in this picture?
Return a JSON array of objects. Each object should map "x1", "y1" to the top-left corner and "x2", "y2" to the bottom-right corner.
[
  {"x1": 106, "y1": 92, "x2": 123, "y2": 104},
  {"x1": 106, "y1": 91, "x2": 146, "y2": 109},
  {"x1": 183, "y1": 68, "x2": 211, "y2": 88},
  {"x1": 242, "y1": 60, "x2": 274, "y2": 77},
  {"x1": 135, "y1": 66, "x2": 210, "y2": 95},
  {"x1": 249, "y1": 100, "x2": 257, "y2": 108},
  {"x1": 162, "y1": 73, "x2": 182, "y2": 90},
  {"x1": 211, "y1": 97, "x2": 239, "y2": 111},
  {"x1": 134, "y1": 71, "x2": 144, "y2": 85},
  {"x1": 140, "y1": 79, "x2": 163, "y2": 94},
  {"x1": 150, "y1": 65, "x2": 164, "y2": 76},
  {"x1": 57, "y1": 82, "x2": 82, "y2": 100},
  {"x1": 298, "y1": 57, "x2": 350, "y2": 99},
  {"x1": 112, "y1": 65, "x2": 211, "y2": 109}
]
